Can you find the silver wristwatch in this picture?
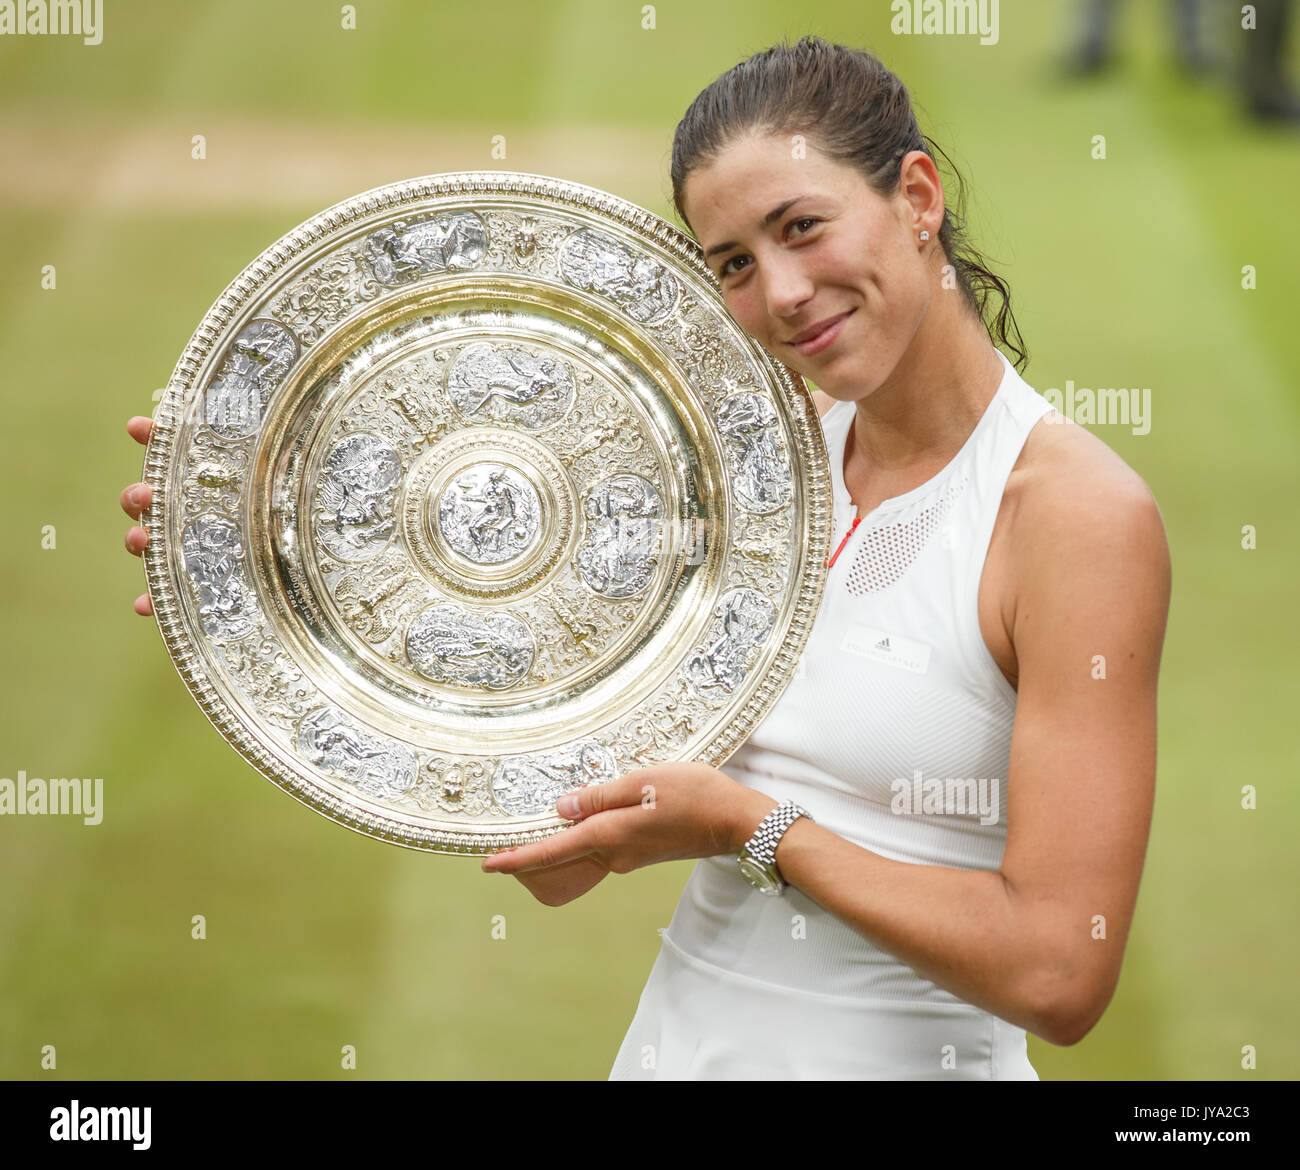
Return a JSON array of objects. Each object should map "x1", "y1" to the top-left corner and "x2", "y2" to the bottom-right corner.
[{"x1": 737, "y1": 800, "x2": 814, "y2": 896}]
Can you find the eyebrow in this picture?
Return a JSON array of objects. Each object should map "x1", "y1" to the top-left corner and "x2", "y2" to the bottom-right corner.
[{"x1": 703, "y1": 197, "x2": 809, "y2": 261}]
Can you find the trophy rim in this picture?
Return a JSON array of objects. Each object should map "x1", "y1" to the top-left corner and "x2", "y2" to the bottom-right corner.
[{"x1": 140, "y1": 170, "x2": 832, "y2": 855}]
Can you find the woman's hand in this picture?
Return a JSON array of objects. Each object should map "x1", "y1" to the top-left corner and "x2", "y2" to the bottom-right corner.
[
  {"x1": 503, "y1": 855, "x2": 613, "y2": 907},
  {"x1": 482, "y1": 763, "x2": 776, "y2": 901},
  {"x1": 120, "y1": 416, "x2": 154, "y2": 616}
]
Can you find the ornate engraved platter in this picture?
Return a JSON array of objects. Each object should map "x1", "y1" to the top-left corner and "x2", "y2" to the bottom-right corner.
[{"x1": 140, "y1": 172, "x2": 832, "y2": 854}]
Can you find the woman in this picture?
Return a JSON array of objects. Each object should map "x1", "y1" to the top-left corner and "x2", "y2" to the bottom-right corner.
[{"x1": 120, "y1": 37, "x2": 1171, "y2": 1080}]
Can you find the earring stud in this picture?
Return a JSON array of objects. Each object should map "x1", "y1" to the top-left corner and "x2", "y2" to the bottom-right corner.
[{"x1": 920, "y1": 230, "x2": 930, "y2": 242}]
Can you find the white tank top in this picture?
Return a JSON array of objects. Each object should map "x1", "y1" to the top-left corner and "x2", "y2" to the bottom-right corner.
[{"x1": 609, "y1": 349, "x2": 1054, "y2": 1079}]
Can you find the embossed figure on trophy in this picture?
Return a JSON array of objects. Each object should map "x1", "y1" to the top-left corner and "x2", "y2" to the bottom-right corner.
[
  {"x1": 628, "y1": 707, "x2": 696, "y2": 765},
  {"x1": 205, "y1": 371, "x2": 259, "y2": 439},
  {"x1": 598, "y1": 477, "x2": 655, "y2": 521},
  {"x1": 424, "y1": 212, "x2": 478, "y2": 268},
  {"x1": 417, "y1": 757, "x2": 491, "y2": 816},
  {"x1": 468, "y1": 352, "x2": 561, "y2": 415},
  {"x1": 436, "y1": 464, "x2": 541, "y2": 565},
  {"x1": 204, "y1": 320, "x2": 297, "y2": 440},
  {"x1": 463, "y1": 470, "x2": 527, "y2": 555},
  {"x1": 546, "y1": 600, "x2": 600, "y2": 656},
  {"x1": 334, "y1": 459, "x2": 399, "y2": 546},
  {"x1": 544, "y1": 742, "x2": 615, "y2": 802},
  {"x1": 193, "y1": 527, "x2": 245, "y2": 621},
  {"x1": 334, "y1": 559, "x2": 414, "y2": 644},
  {"x1": 317, "y1": 435, "x2": 402, "y2": 556},
  {"x1": 271, "y1": 253, "x2": 384, "y2": 344},
  {"x1": 190, "y1": 459, "x2": 244, "y2": 511},
  {"x1": 297, "y1": 706, "x2": 415, "y2": 799},
  {"x1": 182, "y1": 516, "x2": 259, "y2": 638},
  {"x1": 221, "y1": 641, "x2": 307, "y2": 728},
  {"x1": 558, "y1": 229, "x2": 679, "y2": 325},
  {"x1": 231, "y1": 331, "x2": 283, "y2": 379},
  {"x1": 448, "y1": 343, "x2": 574, "y2": 428},
  {"x1": 693, "y1": 602, "x2": 746, "y2": 689},
  {"x1": 254, "y1": 657, "x2": 307, "y2": 726},
  {"x1": 514, "y1": 215, "x2": 538, "y2": 260},
  {"x1": 373, "y1": 225, "x2": 424, "y2": 278},
  {"x1": 492, "y1": 758, "x2": 560, "y2": 814},
  {"x1": 194, "y1": 463, "x2": 239, "y2": 489},
  {"x1": 441, "y1": 628, "x2": 523, "y2": 671},
  {"x1": 716, "y1": 393, "x2": 793, "y2": 513},
  {"x1": 627, "y1": 256, "x2": 673, "y2": 309},
  {"x1": 232, "y1": 320, "x2": 296, "y2": 388},
  {"x1": 560, "y1": 392, "x2": 644, "y2": 465},
  {"x1": 440, "y1": 767, "x2": 463, "y2": 801},
  {"x1": 406, "y1": 605, "x2": 534, "y2": 689},
  {"x1": 601, "y1": 397, "x2": 645, "y2": 452},
  {"x1": 491, "y1": 741, "x2": 616, "y2": 815},
  {"x1": 344, "y1": 566, "x2": 407, "y2": 616},
  {"x1": 306, "y1": 717, "x2": 387, "y2": 768},
  {"x1": 562, "y1": 421, "x2": 616, "y2": 465},
  {"x1": 585, "y1": 523, "x2": 633, "y2": 593},
  {"x1": 685, "y1": 588, "x2": 776, "y2": 695},
  {"x1": 578, "y1": 474, "x2": 662, "y2": 598},
  {"x1": 365, "y1": 212, "x2": 488, "y2": 286},
  {"x1": 525, "y1": 743, "x2": 610, "y2": 791},
  {"x1": 381, "y1": 378, "x2": 446, "y2": 445},
  {"x1": 596, "y1": 253, "x2": 668, "y2": 309}
]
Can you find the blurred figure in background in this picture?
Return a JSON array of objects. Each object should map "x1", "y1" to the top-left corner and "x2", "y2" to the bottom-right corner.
[{"x1": 1063, "y1": 0, "x2": 1300, "y2": 123}]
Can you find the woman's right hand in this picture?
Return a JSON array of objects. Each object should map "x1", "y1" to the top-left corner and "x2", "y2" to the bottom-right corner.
[
  {"x1": 492, "y1": 852, "x2": 611, "y2": 906},
  {"x1": 121, "y1": 415, "x2": 155, "y2": 616}
]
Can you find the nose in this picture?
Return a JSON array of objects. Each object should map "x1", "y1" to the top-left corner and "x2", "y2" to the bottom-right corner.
[{"x1": 759, "y1": 251, "x2": 815, "y2": 321}]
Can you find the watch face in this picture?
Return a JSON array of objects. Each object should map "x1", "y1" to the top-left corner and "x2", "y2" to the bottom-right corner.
[{"x1": 738, "y1": 855, "x2": 780, "y2": 893}]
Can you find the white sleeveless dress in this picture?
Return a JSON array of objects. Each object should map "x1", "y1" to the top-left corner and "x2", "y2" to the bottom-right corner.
[{"x1": 607, "y1": 349, "x2": 1054, "y2": 1080}]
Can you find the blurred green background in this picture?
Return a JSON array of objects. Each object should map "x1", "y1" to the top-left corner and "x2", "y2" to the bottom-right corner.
[{"x1": 1, "y1": 0, "x2": 1296, "y2": 1080}]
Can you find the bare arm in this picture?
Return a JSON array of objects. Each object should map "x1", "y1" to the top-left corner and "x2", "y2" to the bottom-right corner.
[{"x1": 739, "y1": 440, "x2": 1171, "y2": 1045}]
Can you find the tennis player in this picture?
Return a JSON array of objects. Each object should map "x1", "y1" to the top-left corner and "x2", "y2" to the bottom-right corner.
[
  {"x1": 479, "y1": 36, "x2": 1171, "y2": 1080},
  {"x1": 119, "y1": 36, "x2": 1170, "y2": 1080}
]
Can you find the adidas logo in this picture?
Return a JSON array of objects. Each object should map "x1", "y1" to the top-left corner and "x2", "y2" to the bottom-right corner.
[{"x1": 842, "y1": 624, "x2": 931, "y2": 675}]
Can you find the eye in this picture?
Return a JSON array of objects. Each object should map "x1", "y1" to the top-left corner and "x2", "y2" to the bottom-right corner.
[
  {"x1": 716, "y1": 218, "x2": 820, "y2": 280},
  {"x1": 719, "y1": 254, "x2": 751, "y2": 278}
]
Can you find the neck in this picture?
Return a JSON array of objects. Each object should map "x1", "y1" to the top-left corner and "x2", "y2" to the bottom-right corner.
[{"x1": 848, "y1": 299, "x2": 1006, "y2": 473}]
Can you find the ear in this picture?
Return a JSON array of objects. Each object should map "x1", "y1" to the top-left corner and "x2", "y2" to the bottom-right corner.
[{"x1": 897, "y1": 149, "x2": 945, "y2": 232}]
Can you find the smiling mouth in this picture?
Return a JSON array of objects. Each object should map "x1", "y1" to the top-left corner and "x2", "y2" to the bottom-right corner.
[{"x1": 788, "y1": 309, "x2": 855, "y2": 348}]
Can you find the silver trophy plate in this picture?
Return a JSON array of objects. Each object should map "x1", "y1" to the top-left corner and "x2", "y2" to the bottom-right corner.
[{"x1": 141, "y1": 171, "x2": 832, "y2": 854}]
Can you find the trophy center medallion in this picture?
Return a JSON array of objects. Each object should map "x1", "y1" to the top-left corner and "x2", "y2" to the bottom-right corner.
[
  {"x1": 432, "y1": 462, "x2": 542, "y2": 566},
  {"x1": 400, "y1": 429, "x2": 577, "y2": 603}
]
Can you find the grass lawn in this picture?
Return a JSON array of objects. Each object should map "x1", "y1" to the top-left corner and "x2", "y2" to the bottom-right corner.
[{"x1": 1, "y1": 0, "x2": 1295, "y2": 1079}]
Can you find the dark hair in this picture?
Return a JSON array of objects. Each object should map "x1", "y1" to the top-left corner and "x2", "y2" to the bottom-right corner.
[{"x1": 670, "y1": 35, "x2": 1028, "y2": 373}]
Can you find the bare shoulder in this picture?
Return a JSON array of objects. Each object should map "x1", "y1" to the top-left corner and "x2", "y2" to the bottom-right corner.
[
  {"x1": 1015, "y1": 412, "x2": 1165, "y2": 532},
  {"x1": 1005, "y1": 411, "x2": 1171, "y2": 604}
]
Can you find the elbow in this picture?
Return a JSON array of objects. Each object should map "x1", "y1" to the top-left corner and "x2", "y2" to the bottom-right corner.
[
  {"x1": 1034, "y1": 979, "x2": 1115, "y2": 1047},
  {"x1": 1038, "y1": 1004, "x2": 1097, "y2": 1048},
  {"x1": 1006, "y1": 892, "x2": 1128, "y2": 1045},
  {"x1": 1017, "y1": 943, "x2": 1116, "y2": 1046}
]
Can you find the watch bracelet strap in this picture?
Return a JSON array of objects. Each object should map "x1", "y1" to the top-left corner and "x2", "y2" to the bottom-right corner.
[{"x1": 745, "y1": 800, "x2": 814, "y2": 868}]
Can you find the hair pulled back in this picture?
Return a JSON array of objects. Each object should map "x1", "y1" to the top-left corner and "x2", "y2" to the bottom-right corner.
[{"x1": 670, "y1": 35, "x2": 1028, "y2": 372}]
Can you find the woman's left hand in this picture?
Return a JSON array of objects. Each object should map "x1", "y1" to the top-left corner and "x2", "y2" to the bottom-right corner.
[{"x1": 481, "y1": 762, "x2": 773, "y2": 880}]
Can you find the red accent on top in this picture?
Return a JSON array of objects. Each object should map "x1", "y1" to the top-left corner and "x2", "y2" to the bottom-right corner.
[{"x1": 826, "y1": 516, "x2": 861, "y2": 569}]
